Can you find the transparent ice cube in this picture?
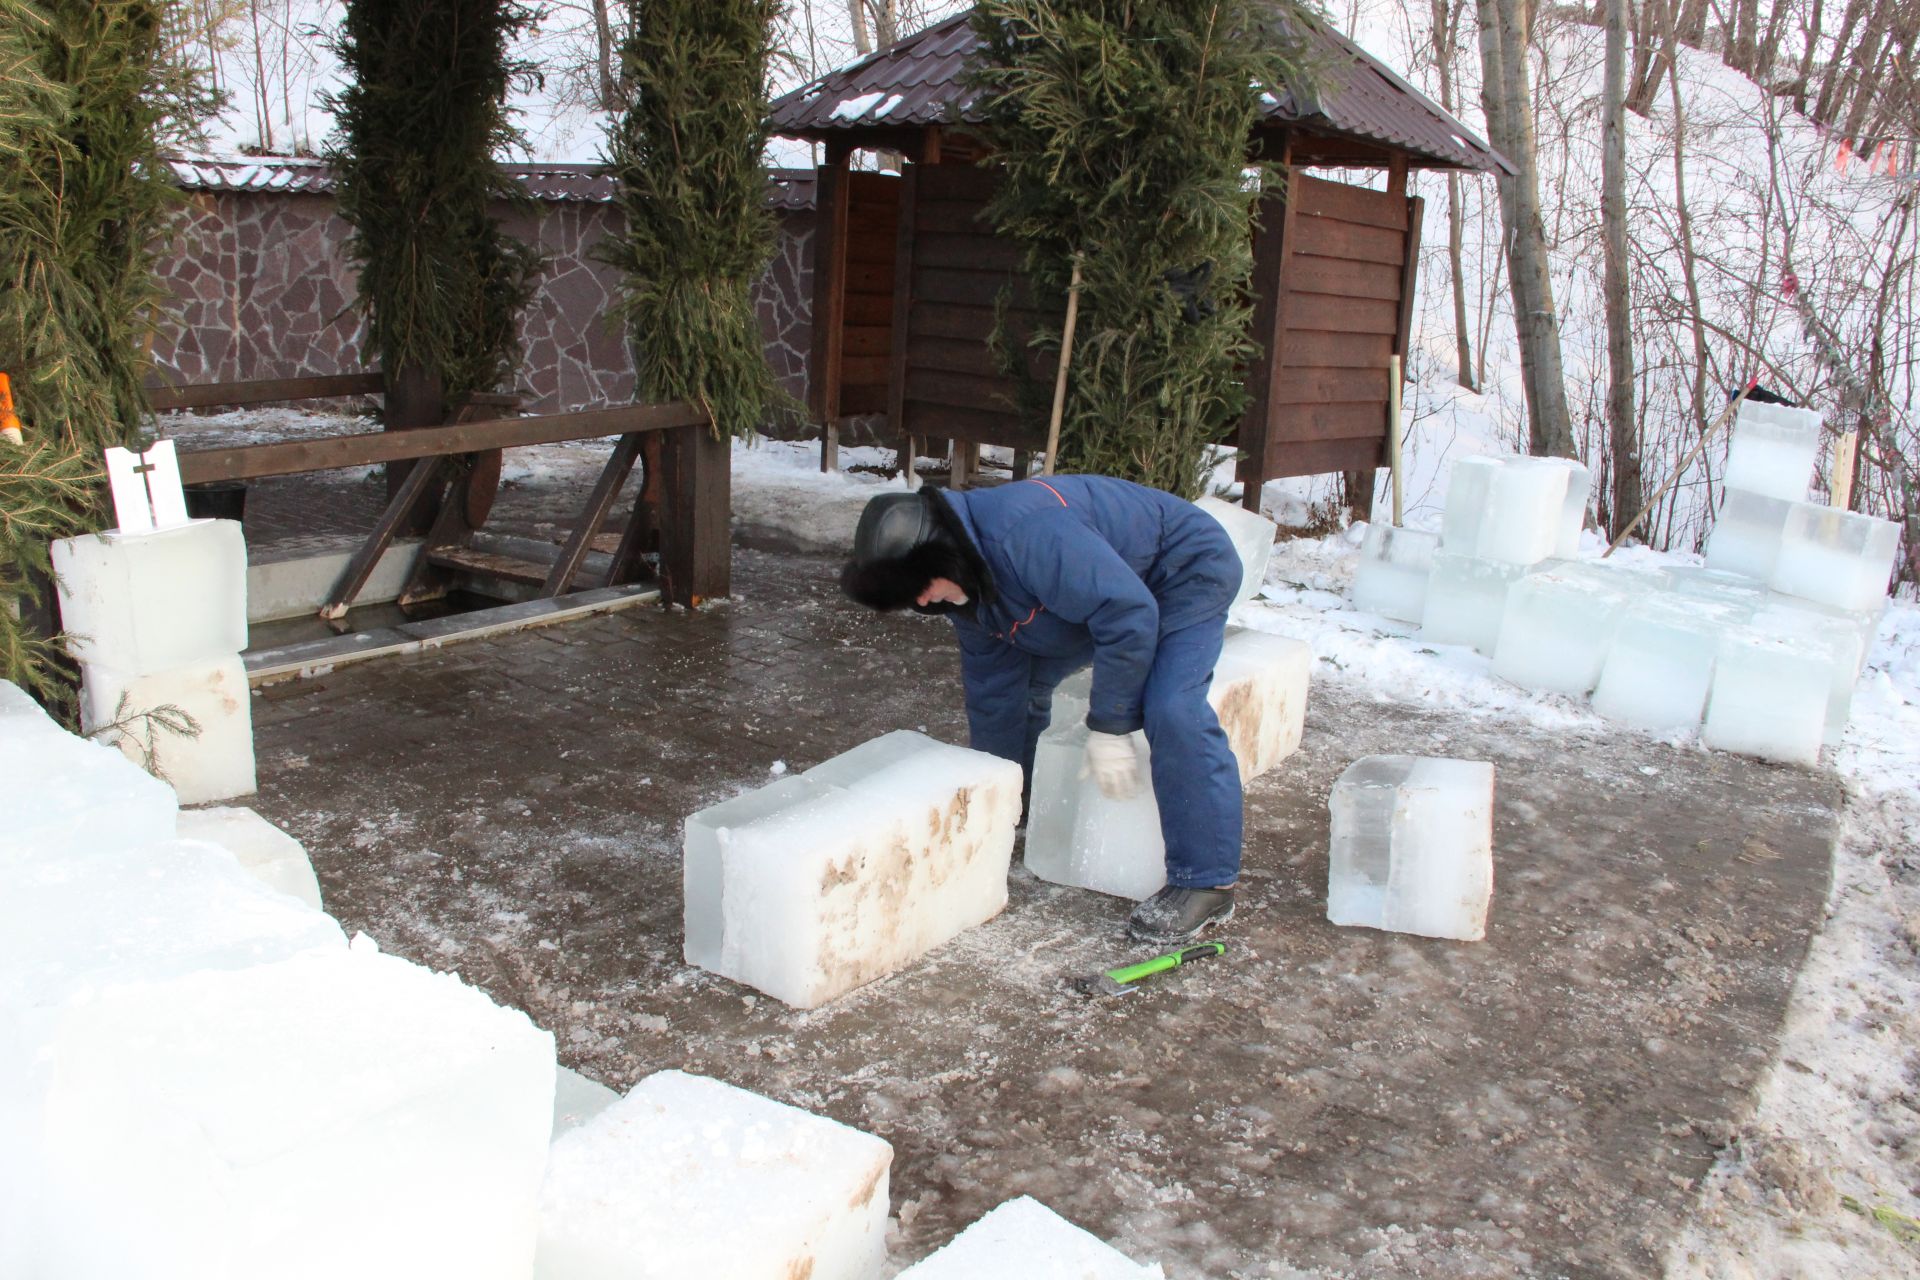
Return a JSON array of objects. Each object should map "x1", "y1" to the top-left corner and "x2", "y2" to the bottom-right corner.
[{"x1": 1327, "y1": 755, "x2": 1495, "y2": 941}]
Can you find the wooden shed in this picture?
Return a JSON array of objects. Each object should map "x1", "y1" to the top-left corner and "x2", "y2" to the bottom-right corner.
[{"x1": 769, "y1": 9, "x2": 1511, "y2": 508}]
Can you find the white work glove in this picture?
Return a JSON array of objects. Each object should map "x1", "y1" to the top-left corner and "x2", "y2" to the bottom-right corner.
[{"x1": 1082, "y1": 730, "x2": 1143, "y2": 801}]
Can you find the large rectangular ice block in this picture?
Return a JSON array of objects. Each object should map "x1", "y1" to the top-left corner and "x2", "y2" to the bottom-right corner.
[
  {"x1": 1444, "y1": 456, "x2": 1569, "y2": 565},
  {"x1": 13, "y1": 948, "x2": 555, "y2": 1280},
  {"x1": 1770, "y1": 502, "x2": 1900, "y2": 613},
  {"x1": 1491, "y1": 569, "x2": 1632, "y2": 694},
  {"x1": 1024, "y1": 630, "x2": 1311, "y2": 900},
  {"x1": 80, "y1": 654, "x2": 256, "y2": 804},
  {"x1": 1590, "y1": 598, "x2": 1739, "y2": 731},
  {"x1": 1420, "y1": 553, "x2": 1532, "y2": 654},
  {"x1": 897, "y1": 1196, "x2": 1165, "y2": 1279},
  {"x1": 175, "y1": 806, "x2": 324, "y2": 910},
  {"x1": 1352, "y1": 523, "x2": 1439, "y2": 623},
  {"x1": 683, "y1": 732, "x2": 1020, "y2": 1008},
  {"x1": 535, "y1": 1070, "x2": 891, "y2": 1280},
  {"x1": 1544, "y1": 458, "x2": 1593, "y2": 558},
  {"x1": 1327, "y1": 755, "x2": 1495, "y2": 941},
  {"x1": 1704, "y1": 489, "x2": 1792, "y2": 581},
  {"x1": 1195, "y1": 496, "x2": 1277, "y2": 606},
  {"x1": 1701, "y1": 627, "x2": 1830, "y2": 766},
  {"x1": 1722, "y1": 401, "x2": 1822, "y2": 501},
  {"x1": 51, "y1": 519, "x2": 247, "y2": 676},
  {"x1": 0, "y1": 680, "x2": 177, "y2": 860},
  {"x1": 1665, "y1": 564, "x2": 1766, "y2": 617},
  {"x1": 1753, "y1": 600, "x2": 1873, "y2": 745}
]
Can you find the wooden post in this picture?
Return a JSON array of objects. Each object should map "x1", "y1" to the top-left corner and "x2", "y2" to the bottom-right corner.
[
  {"x1": 384, "y1": 364, "x2": 444, "y2": 533},
  {"x1": 820, "y1": 420, "x2": 840, "y2": 473},
  {"x1": 660, "y1": 423, "x2": 731, "y2": 607},
  {"x1": 950, "y1": 441, "x2": 979, "y2": 488},
  {"x1": 1389, "y1": 355, "x2": 1405, "y2": 526},
  {"x1": 1042, "y1": 257, "x2": 1084, "y2": 476},
  {"x1": 811, "y1": 147, "x2": 852, "y2": 471},
  {"x1": 1831, "y1": 430, "x2": 1859, "y2": 509},
  {"x1": 1238, "y1": 135, "x2": 1294, "y2": 511}
]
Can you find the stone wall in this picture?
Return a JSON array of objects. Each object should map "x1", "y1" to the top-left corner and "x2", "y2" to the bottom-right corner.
[{"x1": 150, "y1": 188, "x2": 814, "y2": 417}]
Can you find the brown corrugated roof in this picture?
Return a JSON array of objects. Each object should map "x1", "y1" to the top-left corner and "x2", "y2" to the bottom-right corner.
[
  {"x1": 768, "y1": 9, "x2": 1512, "y2": 175},
  {"x1": 168, "y1": 159, "x2": 818, "y2": 208}
]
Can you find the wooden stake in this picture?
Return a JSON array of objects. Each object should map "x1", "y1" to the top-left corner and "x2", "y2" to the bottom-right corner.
[
  {"x1": 1042, "y1": 257, "x2": 1084, "y2": 477},
  {"x1": 1388, "y1": 355, "x2": 1404, "y2": 526},
  {"x1": 1831, "y1": 429, "x2": 1859, "y2": 509}
]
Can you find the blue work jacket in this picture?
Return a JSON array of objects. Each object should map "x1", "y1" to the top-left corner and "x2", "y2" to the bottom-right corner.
[{"x1": 936, "y1": 476, "x2": 1239, "y2": 761}]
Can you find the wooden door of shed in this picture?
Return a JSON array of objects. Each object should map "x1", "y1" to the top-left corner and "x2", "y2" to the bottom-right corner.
[{"x1": 1236, "y1": 170, "x2": 1423, "y2": 502}]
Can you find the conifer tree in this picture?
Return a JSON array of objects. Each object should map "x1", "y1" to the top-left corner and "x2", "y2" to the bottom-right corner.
[
  {"x1": 601, "y1": 0, "x2": 793, "y2": 439},
  {"x1": 969, "y1": 0, "x2": 1302, "y2": 497},
  {"x1": 1, "y1": 0, "x2": 207, "y2": 709},
  {"x1": 325, "y1": 0, "x2": 542, "y2": 398}
]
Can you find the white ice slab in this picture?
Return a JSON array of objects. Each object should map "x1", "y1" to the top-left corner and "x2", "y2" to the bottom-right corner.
[
  {"x1": 1491, "y1": 569, "x2": 1633, "y2": 694},
  {"x1": 1591, "y1": 597, "x2": 1740, "y2": 731},
  {"x1": 1024, "y1": 630, "x2": 1311, "y2": 900},
  {"x1": 175, "y1": 806, "x2": 323, "y2": 910},
  {"x1": 0, "y1": 680, "x2": 177, "y2": 860},
  {"x1": 80, "y1": 654, "x2": 256, "y2": 805},
  {"x1": 535, "y1": 1070, "x2": 891, "y2": 1280},
  {"x1": 1723, "y1": 401, "x2": 1822, "y2": 501},
  {"x1": 51, "y1": 519, "x2": 247, "y2": 676},
  {"x1": 1196, "y1": 496, "x2": 1277, "y2": 606},
  {"x1": 1701, "y1": 626, "x2": 1830, "y2": 766},
  {"x1": 1327, "y1": 755, "x2": 1495, "y2": 941},
  {"x1": 1770, "y1": 502, "x2": 1900, "y2": 613},
  {"x1": 1443, "y1": 455, "x2": 1570, "y2": 565},
  {"x1": 1441, "y1": 456, "x2": 1499, "y2": 553},
  {"x1": 1753, "y1": 599, "x2": 1873, "y2": 746},
  {"x1": 1665, "y1": 565, "x2": 1766, "y2": 618},
  {"x1": 1420, "y1": 553, "x2": 1533, "y2": 655},
  {"x1": 1544, "y1": 458, "x2": 1593, "y2": 558},
  {"x1": 1352, "y1": 523, "x2": 1439, "y2": 624},
  {"x1": 897, "y1": 1196, "x2": 1164, "y2": 1279},
  {"x1": 683, "y1": 732, "x2": 1020, "y2": 1008},
  {"x1": 10, "y1": 948, "x2": 555, "y2": 1280},
  {"x1": 1704, "y1": 488, "x2": 1793, "y2": 582}
]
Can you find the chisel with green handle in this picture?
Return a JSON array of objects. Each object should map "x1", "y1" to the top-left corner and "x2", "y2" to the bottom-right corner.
[{"x1": 1073, "y1": 941, "x2": 1227, "y2": 997}]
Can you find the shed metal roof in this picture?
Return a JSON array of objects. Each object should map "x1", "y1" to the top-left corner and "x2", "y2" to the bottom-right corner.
[
  {"x1": 768, "y1": 9, "x2": 1511, "y2": 175},
  {"x1": 168, "y1": 159, "x2": 819, "y2": 208}
]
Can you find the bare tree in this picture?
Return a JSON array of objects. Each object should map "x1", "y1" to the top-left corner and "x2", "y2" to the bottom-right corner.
[
  {"x1": 1602, "y1": 0, "x2": 1640, "y2": 534},
  {"x1": 1429, "y1": 0, "x2": 1478, "y2": 388},
  {"x1": 1475, "y1": 0, "x2": 1575, "y2": 456}
]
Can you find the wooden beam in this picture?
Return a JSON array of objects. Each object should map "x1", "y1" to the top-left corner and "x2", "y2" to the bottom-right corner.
[
  {"x1": 145, "y1": 372, "x2": 385, "y2": 412},
  {"x1": 541, "y1": 432, "x2": 644, "y2": 597},
  {"x1": 660, "y1": 425, "x2": 731, "y2": 607},
  {"x1": 889, "y1": 162, "x2": 919, "y2": 454},
  {"x1": 177, "y1": 402, "x2": 708, "y2": 483},
  {"x1": 320, "y1": 455, "x2": 448, "y2": 620}
]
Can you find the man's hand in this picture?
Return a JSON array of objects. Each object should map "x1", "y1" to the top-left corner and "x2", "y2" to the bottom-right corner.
[{"x1": 1082, "y1": 730, "x2": 1143, "y2": 801}]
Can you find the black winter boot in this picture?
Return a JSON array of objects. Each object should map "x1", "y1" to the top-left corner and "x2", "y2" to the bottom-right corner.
[{"x1": 1127, "y1": 885, "x2": 1235, "y2": 945}]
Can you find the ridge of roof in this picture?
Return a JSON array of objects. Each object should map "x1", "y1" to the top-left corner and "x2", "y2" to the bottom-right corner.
[{"x1": 166, "y1": 158, "x2": 819, "y2": 208}]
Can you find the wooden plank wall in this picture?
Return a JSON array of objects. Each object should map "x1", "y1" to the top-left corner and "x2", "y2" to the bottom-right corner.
[
  {"x1": 840, "y1": 171, "x2": 901, "y2": 416},
  {"x1": 895, "y1": 165, "x2": 1051, "y2": 451},
  {"x1": 1247, "y1": 171, "x2": 1410, "y2": 480}
]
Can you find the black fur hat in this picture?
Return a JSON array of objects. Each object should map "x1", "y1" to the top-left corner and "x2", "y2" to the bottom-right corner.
[{"x1": 840, "y1": 490, "x2": 992, "y2": 613}]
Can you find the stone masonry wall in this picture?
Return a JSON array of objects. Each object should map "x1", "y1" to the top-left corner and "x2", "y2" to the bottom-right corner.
[{"x1": 150, "y1": 191, "x2": 814, "y2": 416}]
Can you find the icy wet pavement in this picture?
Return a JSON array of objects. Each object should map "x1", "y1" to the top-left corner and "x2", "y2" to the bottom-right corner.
[{"x1": 247, "y1": 537, "x2": 1842, "y2": 1279}]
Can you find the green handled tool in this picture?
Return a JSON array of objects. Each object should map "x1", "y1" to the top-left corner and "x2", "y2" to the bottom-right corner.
[{"x1": 1072, "y1": 941, "x2": 1227, "y2": 997}]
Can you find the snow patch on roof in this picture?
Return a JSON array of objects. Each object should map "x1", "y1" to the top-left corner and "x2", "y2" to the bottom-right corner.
[{"x1": 829, "y1": 91, "x2": 889, "y2": 121}]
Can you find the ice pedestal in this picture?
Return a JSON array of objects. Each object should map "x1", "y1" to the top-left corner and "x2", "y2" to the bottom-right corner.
[
  {"x1": 1704, "y1": 489, "x2": 1793, "y2": 581},
  {"x1": 1420, "y1": 553, "x2": 1532, "y2": 654},
  {"x1": 80, "y1": 655, "x2": 256, "y2": 804},
  {"x1": 535, "y1": 1070, "x2": 891, "y2": 1280},
  {"x1": 175, "y1": 806, "x2": 324, "y2": 909},
  {"x1": 1770, "y1": 503, "x2": 1900, "y2": 613},
  {"x1": 1327, "y1": 755, "x2": 1495, "y2": 941},
  {"x1": 51, "y1": 520, "x2": 247, "y2": 676},
  {"x1": 1722, "y1": 401, "x2": 1822, "y2": 501},
  {"x1": 897, "y1": 1196, "x2": 1165, "y2": 1279},
  {"x1": 0, "y1": 680, "x2": 177, "y2": 859},
  {"x1": 1196, "y1": 496, "x2": 1277, "y2": 606},
  {"x1": 10, "y1": 948, "x2": 555, "y2": 1280},
  {"x1": 1024, "y1": 630, "x2": 1311, "y2": 900},
  {"x1": 682, "y1": 732, "x2": 1020, "y2": 1008},
  {"x1": 1491, "y1": 569, "x2": 1633, "y2": 694},
  {"x1": 1442, "y1": 455, "x2": 1570, "y2": 565},
  {"x1": 1701, "y1": 627, "x2": 1830, "y2": 765},
  {"x1": 1590, "y1": 598, "x2": 1740, "y2": 730},
  {"x1": 1352, "y1": 523, "x2": 1439, "y2": 623}
]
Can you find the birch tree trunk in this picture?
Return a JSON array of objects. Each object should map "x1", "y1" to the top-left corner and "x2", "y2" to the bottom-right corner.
[
  {"x1": 1429, "y1": 0, "x2": 1476, "y2": 388},
  {"x1": 1602, "y1": 0, "x2": 1640, "y2": 535},
  {"x1": 1474, "y1": 0, "x2": 1575, "y2": 456}
]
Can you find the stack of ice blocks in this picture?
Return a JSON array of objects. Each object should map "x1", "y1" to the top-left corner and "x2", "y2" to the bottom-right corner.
[
  {"x1": 0, "y1": 678, "x2": 563, "y2": 1280},
  {"x1": 1327, "y1": 755, "x2": 1495, "y2": 941},
  {"x1": 683, "y1": 731, "x2": 1022, "y2": 1008},
  {"x1": 536, "y1": 1070, "x2": 893, "y2": 1280},
  {"x1": 1023, "y1": 628, "x2": 1312, "y2": 900},
  {"x1": 52, "y1": 519, "x2": 256, "y2": 803},
  {"x1": 1195, "y1": 495, "x2": 1279, "y2": 606},
  {"x1": 1420, "y1": 454, "x2": 1590, "y2": 654}
]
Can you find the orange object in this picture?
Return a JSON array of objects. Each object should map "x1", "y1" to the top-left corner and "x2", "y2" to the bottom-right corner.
[{"x1": 0, "y1": 372, "x2": 22, "y2": 445}]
